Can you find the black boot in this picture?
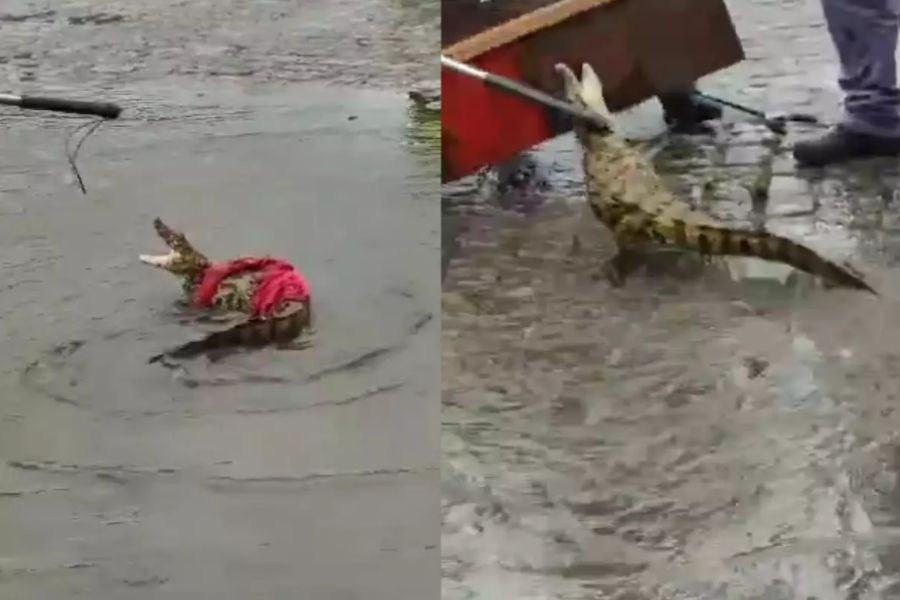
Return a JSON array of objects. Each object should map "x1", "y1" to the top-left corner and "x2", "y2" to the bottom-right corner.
[
  {"x1": 793, "y1": 125, "x2": 900, "y2": 166},
  {"x1": 658, "y1": 89, "x2": 723, "y2": 133}
]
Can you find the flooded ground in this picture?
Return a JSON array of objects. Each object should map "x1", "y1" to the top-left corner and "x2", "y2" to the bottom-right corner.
[
  {"x1": 442, "y1": 0, "x2": 900, "y2": 597},
  {"x1": 0, "y1": 0, "x2": 438, "y2": 598}
]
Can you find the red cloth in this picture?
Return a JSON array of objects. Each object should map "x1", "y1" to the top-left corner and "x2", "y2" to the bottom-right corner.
[{"x1": 192, "y1": 257, "x2": 310, "y2": 316}]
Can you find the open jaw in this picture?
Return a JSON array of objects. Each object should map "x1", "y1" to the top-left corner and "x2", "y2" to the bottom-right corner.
[{"x1": 139, "y1": 249, "x2": 179, "y2": 268}]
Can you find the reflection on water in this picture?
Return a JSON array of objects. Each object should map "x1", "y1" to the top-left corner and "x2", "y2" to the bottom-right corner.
[{"x1": 407, "y1": 92, "x2": 441, "y2": 161}]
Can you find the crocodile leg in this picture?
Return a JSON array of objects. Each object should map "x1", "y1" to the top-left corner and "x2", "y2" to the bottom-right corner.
[
  {"x1": 604, "y1": 212, "x2": 652, "y2": 287},
  {"x1": 604, "y1": 248, "x2": 643, "y2": 286}
]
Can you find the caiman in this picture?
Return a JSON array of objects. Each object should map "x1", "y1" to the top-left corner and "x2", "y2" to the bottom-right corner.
[
  {"x1": 140, "y1": 218, "x2": 312, "y2": 362},
  {"x1": 555, "y1": 62, "x2": 876, "y2": 294}
]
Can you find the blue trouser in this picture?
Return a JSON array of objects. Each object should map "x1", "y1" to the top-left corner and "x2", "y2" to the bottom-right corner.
[{"x1": 822, "y1": 0, "x2": 900, "y2": 137}]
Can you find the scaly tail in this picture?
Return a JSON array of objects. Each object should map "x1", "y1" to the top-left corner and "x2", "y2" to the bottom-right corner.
[
  {"x1": 149, "y1": 301, "x2": 311, "y2": 363},
  {"x1": 670, "y1": 222, "x2": 876, "y2": 293}
]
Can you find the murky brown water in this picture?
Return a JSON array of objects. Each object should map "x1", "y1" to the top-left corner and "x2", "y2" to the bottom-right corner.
[
  {"x1": 0, "y1": 0, "x2": 439, "y2": 598},
  {"x1": 442, "y1": 1, "x2": 900, "y2": 597}
]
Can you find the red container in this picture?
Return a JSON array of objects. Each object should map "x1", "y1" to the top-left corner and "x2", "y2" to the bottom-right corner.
[{"x1": 441, "y1": 0, "x2": 745, "y2": 183}]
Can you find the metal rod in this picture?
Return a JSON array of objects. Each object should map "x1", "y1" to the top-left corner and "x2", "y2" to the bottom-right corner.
[
  {"x1": 0, "y1": 92, "x2": 122, "y2": 119},
  {"x1": 440, "y1": 55, "x2": 610, "y2": 131},
  {"x1": 691, "y1": 90, "x2": 822, "y2": 134},
  {"x1": 692, "y1": 90, "x2": 765, "y2": 118}
]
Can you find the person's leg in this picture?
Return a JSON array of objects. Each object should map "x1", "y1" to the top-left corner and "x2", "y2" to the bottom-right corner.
[{"x1": 794, "y1": 0, "x2": 900, "y2": 165}]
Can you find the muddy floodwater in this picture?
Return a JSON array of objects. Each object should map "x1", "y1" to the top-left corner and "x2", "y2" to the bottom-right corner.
[
  {"x1": 442, "y1": 0, "x2": 900, "y2": 598},
  {"x1": 0, "y1": 0, "x2": 438, "y2": 598}
]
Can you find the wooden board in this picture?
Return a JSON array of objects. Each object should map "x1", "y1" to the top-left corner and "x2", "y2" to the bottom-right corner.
[{"x1": 441, "y1": 0, "x2": 745, "y2": 182}]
